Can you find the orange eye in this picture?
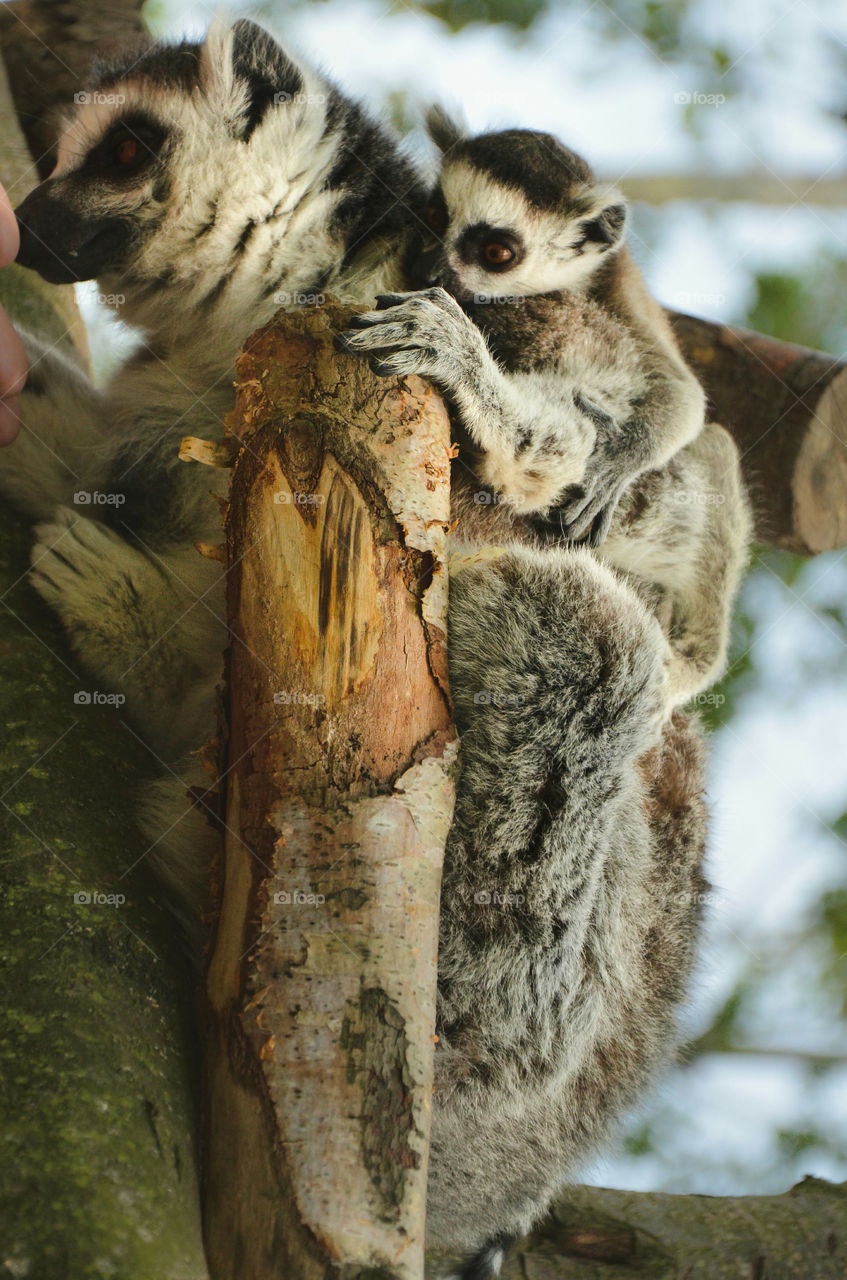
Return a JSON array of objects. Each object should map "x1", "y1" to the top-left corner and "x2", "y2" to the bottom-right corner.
[
  {"x1": 114, "y1": 136, "x2": 138, "y2": 166},
  {"x1": 483, "y1": 242, "x2": 514, "y2": 265},
  {"x1": 424, "y1": 203, "x2": 446, "y2": 234}
]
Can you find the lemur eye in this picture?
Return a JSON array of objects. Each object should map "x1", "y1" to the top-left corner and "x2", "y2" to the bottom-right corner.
[
  {"x1": 114, "y1": 136, "x2": 139, "y2": 166},
  {"x1": 424, "y1": 203, "x2": 447, "y2": 235},
  {"x1": 481, "y1": 241, "x2": 515, "y2": 267}
]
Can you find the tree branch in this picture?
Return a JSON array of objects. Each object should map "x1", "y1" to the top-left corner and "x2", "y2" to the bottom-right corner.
[
  {"x1": 672, "y1": 313, "x2": 847, "y2": 554},
  {"x1": 194, "y1": 301, "x2": 456, "y2": 1279},
  {"x1": 430, "y1": 1177, "x2": 846, "y2": 1279}
]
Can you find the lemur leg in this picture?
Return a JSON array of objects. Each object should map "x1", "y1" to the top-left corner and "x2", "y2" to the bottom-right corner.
[
  {"x1": 30, "y1": 508, "x2": 226, "y2": 758},
  {"x1": 600, "y1": 421, "x2": 751, "y2": 708},
  {"x1": 438, "y1": 542, "x2": 668, "y2": 1019},
  {"x1": 337, "y1": 289, "x2": 595, "y2": 514},
  {"x1": 0, "y1": 330, "x2": 109, "y2": 520},
  {"x1": 428, "y1": 543, "x2": 671, "y2": 1255}
]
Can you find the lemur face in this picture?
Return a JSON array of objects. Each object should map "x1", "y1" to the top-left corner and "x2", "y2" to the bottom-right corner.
[
  {"x1": 14, "y1": 21, "x2": 331, "y2": 294},
  {"x1": 15, "y1": 107, "x2": 171, "y2": 284},
  {"x1": 414, "y1": 126, "x2": 627, "y2": 302}
]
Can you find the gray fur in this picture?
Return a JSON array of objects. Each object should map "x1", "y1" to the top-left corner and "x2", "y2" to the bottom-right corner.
[{"x1": 3, "y1": 24, "x2": 731, "y2": 1275}]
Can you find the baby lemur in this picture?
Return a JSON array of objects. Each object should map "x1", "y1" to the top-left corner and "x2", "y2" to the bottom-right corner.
[
  {"x1": 5, "y1": 22, "x2": 731, "y2": 1279},
  {"x1": 338, "y1": 112, "x2": 751, "y2": 712}
]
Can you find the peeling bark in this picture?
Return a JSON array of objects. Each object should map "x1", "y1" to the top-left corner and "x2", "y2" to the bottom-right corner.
[{"x1": 198, "y1": 301, "x2": 456, "y2": 1280}]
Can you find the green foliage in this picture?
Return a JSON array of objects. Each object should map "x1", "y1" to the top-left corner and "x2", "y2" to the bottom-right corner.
[{"x1": 747, "y1": 258, "x2": 847, "y2": 356}]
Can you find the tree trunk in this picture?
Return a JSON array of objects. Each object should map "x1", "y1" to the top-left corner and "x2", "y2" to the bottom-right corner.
[
  {"x1": 671, "y1": 313, "x2": 847, "y2": 554},
  {"x1": 0, "y1": 29, "x2": 208, "y2": 1280},
  {"x1": 195, "y1": 301, "x2": 456, "y2": 1280},
  {"x1": 461, "y1": 1176, "x2": 845, "y2": 1280}
]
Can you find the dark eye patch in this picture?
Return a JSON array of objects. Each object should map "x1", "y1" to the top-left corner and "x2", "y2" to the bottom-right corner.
[
  {"x1": 458, "y1": 222, "x2": 524, "y2": 273},
  {"x1": 82, "y1": 114, "x2": 167, "y2": 181}
]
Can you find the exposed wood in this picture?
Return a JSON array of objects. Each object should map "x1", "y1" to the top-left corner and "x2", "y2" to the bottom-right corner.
[
  {"x1": 671, "y1": 312, "x2": 847, "y2": 554},
  {"x1": 0, "y1": 0, "x2": 148, "y2": 177},
  {"x1": 200, "y1": 301, "x2": 456, "y2": 1280}
]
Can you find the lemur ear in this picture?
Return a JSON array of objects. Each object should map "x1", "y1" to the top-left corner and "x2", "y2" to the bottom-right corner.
[
  {"x1": 579, "y1": 194, "x2": 628, "y2": 252},
  {"x1": 202, "y1": 19, "x2": 303, "y2": 140},
  {"x1": 425, "y1": 105, "x2": 467, "y2": 154}
]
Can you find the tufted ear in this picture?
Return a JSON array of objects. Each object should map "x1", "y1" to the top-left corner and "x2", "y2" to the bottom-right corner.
[
  {"x1": 425, "y1": 104, "x2": 467, "y2": 155},
  {"x1": 578, "y1": 190, "x2": 628, "y2": 253},
  {"x1": 201, "y1": 19, "x2": 303, "y2": 139}
]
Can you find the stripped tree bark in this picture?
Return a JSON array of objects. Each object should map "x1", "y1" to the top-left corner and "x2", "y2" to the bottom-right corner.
[{"x1": 190, "y1": 301, "x2": 456, "y2": 1279}]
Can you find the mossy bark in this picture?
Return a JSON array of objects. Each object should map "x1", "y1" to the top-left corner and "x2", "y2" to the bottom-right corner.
[
  {"x1": 457, "y1": 1176, "x2": 846, "y2": 1280},
  {"x1": 0, "y1": 32, "x2": 209, "y2": 1280}
]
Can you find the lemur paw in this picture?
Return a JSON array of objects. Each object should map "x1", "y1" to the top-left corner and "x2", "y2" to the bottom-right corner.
[
  {"x1": 30, "y1": 509, "x2": 142, "y2": 647},
  {"x1": 336, "y1": 287, "x2": 483, "y2": 385},
  {"x1": 555, "y1": 469, "x2": 629, "y2": 547}
]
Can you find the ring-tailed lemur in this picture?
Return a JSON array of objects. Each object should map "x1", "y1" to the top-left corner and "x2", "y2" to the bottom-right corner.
[
  {"x1": 4, "y1": 22, "x2": 715, "y2": 1279},
  {"x1": 337, "y1": 114, "x2": 751, "y2": 711}
]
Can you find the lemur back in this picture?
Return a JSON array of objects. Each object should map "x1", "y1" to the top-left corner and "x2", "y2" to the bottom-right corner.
[{"x1": 5, "y1": 24, "x2": 721, "y2": 1279}]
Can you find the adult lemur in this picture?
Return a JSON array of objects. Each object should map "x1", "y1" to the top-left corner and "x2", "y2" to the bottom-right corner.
[
  {"x1": 339, "y1": 111, "x2": 751, "y2": 712},
  {"x1": 5, "y1": 21, "x2": 732, "y2": 1279}
]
